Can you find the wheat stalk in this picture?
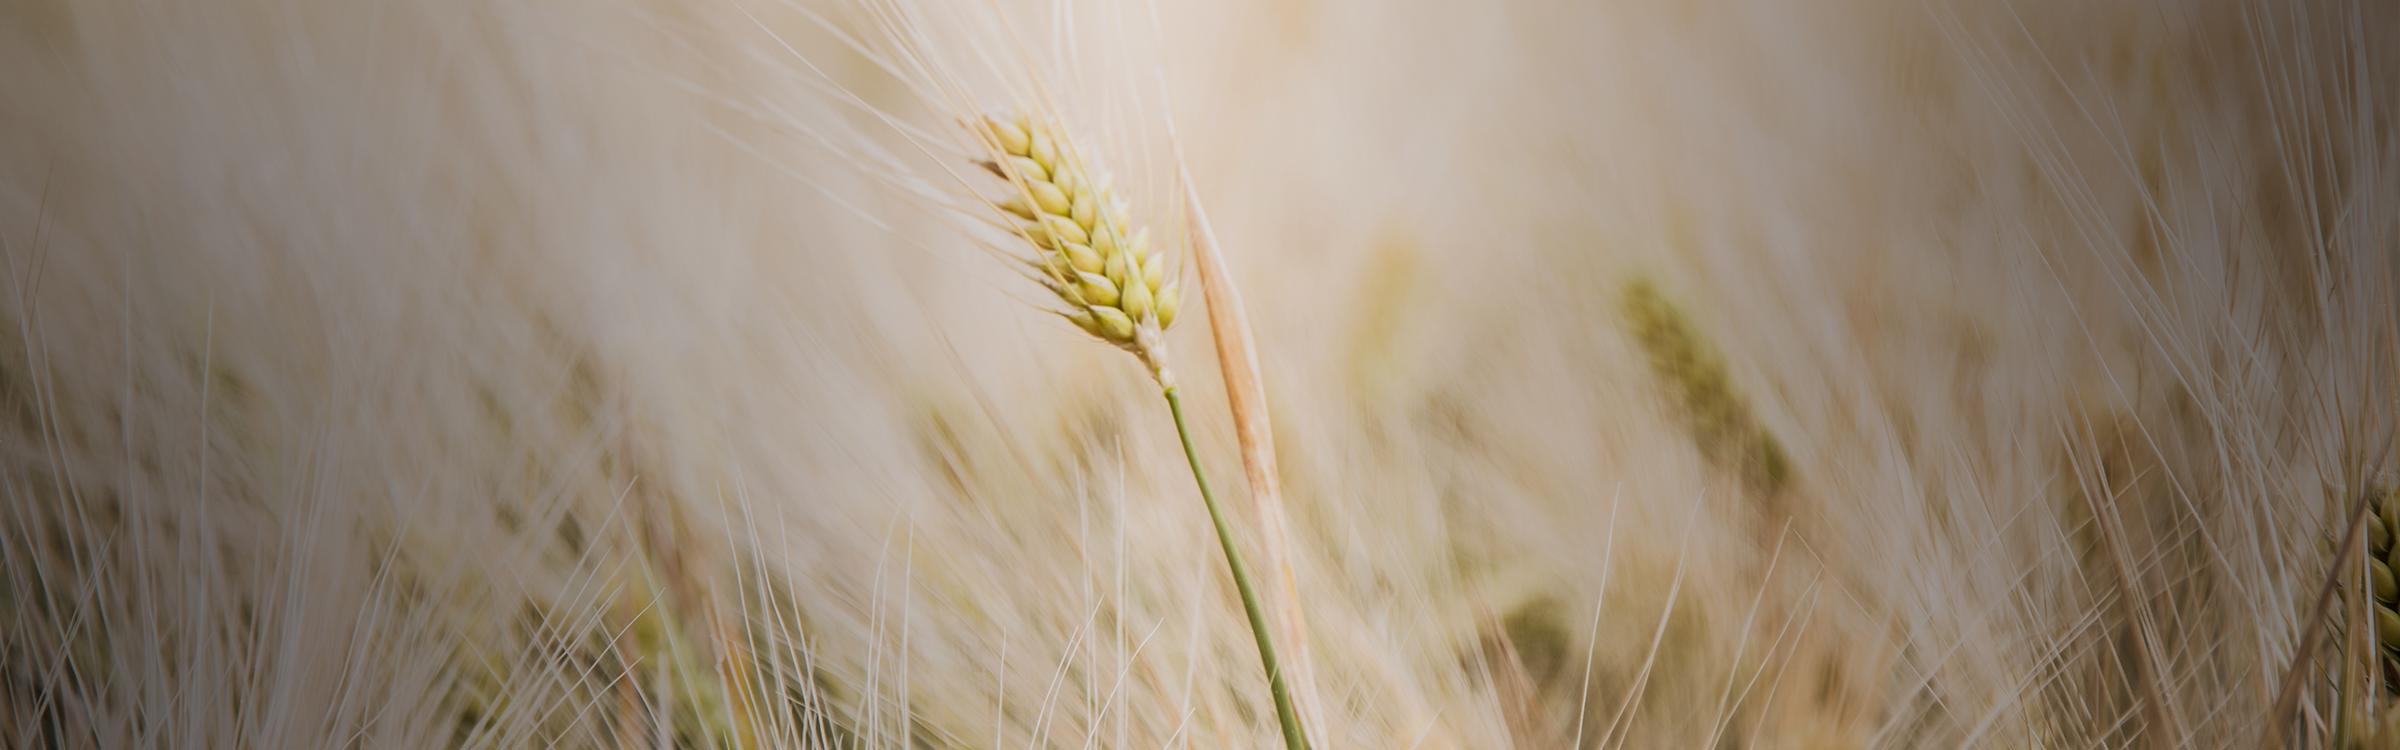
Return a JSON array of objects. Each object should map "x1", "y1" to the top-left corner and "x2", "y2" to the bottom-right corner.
[{"x1": 967, "y1": 114, "x2": 1308, "y2": 750}]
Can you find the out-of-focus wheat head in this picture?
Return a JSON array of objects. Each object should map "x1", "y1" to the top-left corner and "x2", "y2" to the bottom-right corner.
[{"x1": 1618, "y1": 278, "x2": 1791, "y2": 500}]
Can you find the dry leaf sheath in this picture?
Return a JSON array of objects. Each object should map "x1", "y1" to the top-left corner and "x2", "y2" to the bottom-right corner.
[{"x1": 1179, "y1": 156, "x2": 1324, "y2": 745}]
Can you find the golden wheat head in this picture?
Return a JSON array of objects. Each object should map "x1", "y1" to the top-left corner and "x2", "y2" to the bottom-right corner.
[{"x1": 972, "y1": 114, "x2": 1181, "y2": 383}]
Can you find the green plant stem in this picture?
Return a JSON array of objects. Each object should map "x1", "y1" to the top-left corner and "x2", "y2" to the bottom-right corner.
[{"x1": 1164, "y1": 385, "x2": 1309, "y2": 750}]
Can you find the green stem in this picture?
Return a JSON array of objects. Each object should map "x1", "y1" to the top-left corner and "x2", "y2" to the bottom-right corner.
[{"x1": 1164, "y1": 385, "x2": 1309, "y2": 750}]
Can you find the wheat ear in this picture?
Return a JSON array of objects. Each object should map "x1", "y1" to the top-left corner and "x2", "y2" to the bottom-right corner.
[
  {"x1": 973, "y1": 115, "x2": 1180, "y2": 384},
  {"x1": 969, "y1": 115, "x2": 1308, "y2": 750}
]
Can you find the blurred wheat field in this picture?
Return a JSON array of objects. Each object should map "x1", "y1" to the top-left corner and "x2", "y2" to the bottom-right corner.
[{"x1": 2, "y1": 0, "x2": 2397, "y2": 747}]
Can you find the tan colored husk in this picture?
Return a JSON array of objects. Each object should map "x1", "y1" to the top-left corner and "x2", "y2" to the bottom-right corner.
[{"x1": 1180, "y1": 160, "x2": 1325, "y2": 743}]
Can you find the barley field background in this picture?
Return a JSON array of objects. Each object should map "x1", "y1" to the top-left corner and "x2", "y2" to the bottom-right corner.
[{"x1": 2, "y1": 0, "x2": 2396, "y2": 747}]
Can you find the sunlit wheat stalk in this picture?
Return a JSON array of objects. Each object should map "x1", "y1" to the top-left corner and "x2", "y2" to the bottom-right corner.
[{"x1": 969, "y1": 113, "x2": 1308, "y2": 750}]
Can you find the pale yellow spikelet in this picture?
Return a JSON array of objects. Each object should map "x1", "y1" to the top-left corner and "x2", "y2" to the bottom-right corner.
[{"x1": 974, "y1": 114, "x2": 1179, "y2": 381}]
